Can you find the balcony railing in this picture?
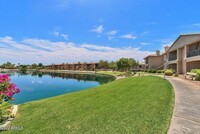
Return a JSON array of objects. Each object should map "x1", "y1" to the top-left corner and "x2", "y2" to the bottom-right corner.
[
  {"x1": 187, "y1": 49, "x2": 200, "y2": 57},
  {"x1": 169, "y1": 55, "x2": 177, "y2": 61}
]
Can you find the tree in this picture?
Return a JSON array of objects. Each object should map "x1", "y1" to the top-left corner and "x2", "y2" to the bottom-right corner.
[
  {"x1": 38, "y1": 63, "x2": 43, "y2": 67},
  {"x1": 37, "y1": 63, "x2": 44, "y2": 69},
  {"x1": 108, "y1": 61, "x2": 117, "y2": 70},
  {"x1": 117, "y1": 58, "x2": 130, "y2": 71},
  {"x1": 128, "y1": 58, "x2": 138, "y2": 69},
  {"x1": 116, "y1": 58, "x2": 138, "y2": 71},
  {"x1": 31, "y1": 63, "x2": 38, "y2": 69},
  {"x1": 99, "y1": 60, "x2": 109, "y2": 70},
  {"x1": 1, "y1": 62, "x2": 15, "y2": 69}
]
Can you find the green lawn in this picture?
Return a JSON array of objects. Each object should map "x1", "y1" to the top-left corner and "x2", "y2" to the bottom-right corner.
[
  {"x1": 3, "y1": 76, "x2": 174, "y2": 134},
  {"x1": 97, "y1": 71, "x2": 125, "y2": 77}
]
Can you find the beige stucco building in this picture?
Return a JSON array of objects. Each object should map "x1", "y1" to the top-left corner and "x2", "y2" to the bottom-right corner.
[{"x1": 144, "y1": 34, "x2": 200, "y2": 74}]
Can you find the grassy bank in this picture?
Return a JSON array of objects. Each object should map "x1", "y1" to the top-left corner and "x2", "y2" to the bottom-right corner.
[
  {"x1": 3, "y1": 76, "x2": 174, "y2": 134},
  {"x1": 96, "y1": 71, "x2": 125, "y2": 77}
]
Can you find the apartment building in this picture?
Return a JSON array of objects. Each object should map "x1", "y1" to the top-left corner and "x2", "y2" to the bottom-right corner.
[
  {"x1": 144, "y1": 34, "x2": 200, "y2": 74},
  {"x1": 144, "y1": 50, "x2": 165, "y2": 70}
]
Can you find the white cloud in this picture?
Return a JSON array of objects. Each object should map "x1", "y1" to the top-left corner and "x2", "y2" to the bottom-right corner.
[
  {"x1": 180, "y1": 23, "x2": 200, "y2": 28},
  {"x1": 107, "y1": 30, "x2": 117, "y2": 36},
  {"x1": 51, "y1": 31, "x2": 68, "y2": 40},
  {"x1": 61, "y1": 34, "x2": 68, "y2": 40},
  {"x1": 0, "y1": 36, "x2": 152, "y2": 64},
  {"x1": 56, "y1": 0, "x2": 69, "y2": 9},
  {"x1": 121, "y1": 34, "x2": 137, "y2": 40},
  {"x1": 141, "y1": 31, "x2": 149, "y2": 36},
  {"x1": 91, "y1": 25, "x2": 104, "y2": 34},
  {"x1": 81, "y1": 44, "x2": 116, "y2": 51},
  {"x1": 140, "y1": 42, "x2": 151, "y2": 46},
  {"x1": 106, "y1": 30, "x2": 118, "y2": 40},
  {"x1": 52, "y1": 32, "x2": 60, "y2": 36}
]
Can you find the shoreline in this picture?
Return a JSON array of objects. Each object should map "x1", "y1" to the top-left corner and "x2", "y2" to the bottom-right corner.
[
  {"x1": 39, "y1": 69, "x2": 125, "y2": 79},
  {"x1": 39, "y1": 69, "x2": 97, "y2": 75},
  {"x1": 1, "y1": 69, "x2": 126, "y2": 80}
]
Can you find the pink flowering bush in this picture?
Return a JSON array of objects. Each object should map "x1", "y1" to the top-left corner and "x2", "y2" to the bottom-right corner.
[{"x1": 0, "y1": 74, "x2": 20, "y2": 123}]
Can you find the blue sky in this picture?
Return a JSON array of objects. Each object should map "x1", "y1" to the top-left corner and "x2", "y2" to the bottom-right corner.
[{"x1": 1, "y1": 0, "x2": 200, "y2": 64}]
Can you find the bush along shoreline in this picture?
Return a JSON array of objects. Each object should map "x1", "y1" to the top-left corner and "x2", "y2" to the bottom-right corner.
[{"x1": 0, "y1": 74, "x2": 20, "y2": 124}]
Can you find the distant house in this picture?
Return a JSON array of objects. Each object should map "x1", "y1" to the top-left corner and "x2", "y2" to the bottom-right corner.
[
  {"x1": 46, "y1": 62, "x2": 99, "y2": 71},
  {"x1": 144, "y1": 50, "x2": 166, "y2": 70},
  {"x1": 144, "y1": 34, "x2": 200, "y2": 74}
]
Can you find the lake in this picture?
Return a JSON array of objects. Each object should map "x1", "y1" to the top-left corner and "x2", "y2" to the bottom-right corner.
[{"x1": 6, "y1": 72, "x2": 115, "y2": 104}]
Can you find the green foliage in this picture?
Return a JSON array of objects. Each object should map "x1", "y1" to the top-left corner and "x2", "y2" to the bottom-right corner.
[
  {"x1": 191, "y1": 69, "x2": 200, "y2": 74},
  {"x1": 163, "y1": 69, "x2": 175, "y2": 73},
  {"x1": 117, "y1": 58, "x2": 130, "y2": 71},
  {"x1": 151, "y1": 70, "x2": 157, "y2": 73},
  {"x1": 147, "y1": 69, "x2": 151, "y2": 73},
  {"x1": 174, "y1": 73, "x2": 179, "y2": 77},
  {"x1": 157, "y1": 70, "x2": 164, "y2": 73},
  {"x1": 0, "y1": 102, "x2": 11, "y2": 123},
  {"x1": 116, "y1": 58, "x2": 138, "y2": 71},
  {"x1": 191, "y1": 69, "x2": 200, "y2": 81},
  {"x1": 128, "y1": 58, "x2": 138, "y2": 68},
  {"x1": 97, "y1": 71, "x2": 125, "y2": 77},
  {"x1": 1, "y1": 62, "x2": 15, "y2": 69},
  {"x1": 108, "y1": 61, "x2": 117, "y2": 70},
  {"x1": 19, "y1": 66, "x2": 27, "y2": 73},
  {"x1": 31, "y1": 63, "x2": 38, "y2": 69},
  {"x1": 99, "y1": 60, "x2": 109, "y2": 70},
  {"x1": 124, "y1": 71, "x2": 134, "y2": 77},
  {"x1": 164, "y1": 69, "x2": 174, "y2": 76},
  {"x1": 195, "y1": 73, "x2": 200, "y2": 81},
  {"x1": 0, "y1": 74, "x2": 20, "y2": 124},
  {"x1": 147, "y1": 69, "x2": 157, "y2": 73},
  {"x1": 38, "y1": 63, "x2": 43, "y2": 68}
]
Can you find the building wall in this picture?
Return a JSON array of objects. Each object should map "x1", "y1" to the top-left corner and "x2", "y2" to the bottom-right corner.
[
  {"x1": 187, "y1": 61, "x2": 200, "y2": 72},
  {"x1": 148, "y1": 56, "x2": 163, "y2": 69},
  {"x1": 156, "y1": 35, "x2": 200, "y2": 74},
  {"x1": 46, "y1": 63, "x2": 99, "y2": 71},
  {"x1": 168, "y1": 35, "x2": 200, "y2": 52}
]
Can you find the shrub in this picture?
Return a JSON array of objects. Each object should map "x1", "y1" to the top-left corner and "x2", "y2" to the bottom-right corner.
[
  {"x1": 164, "y1": 69, "x2": 174, "y2": 76},
  {"x1": 191, "y1": 69, "x2": 200, "y2": 81},
  {"x1": 0, "y1": 74, "x2": 20, "y2": 123},
  {"x1": 191, "y1": 69, "x2": 200, "y2": 74},
  {"x1": 124, "y1": 72, "x2": 133, "y2": 77},
  {"x1": 151, "y1": 70, "x2": 157, "y2": 73},
  {"x1": 163, "y1": 69, "x2": 175, "y2": 73},
  {"x1": 156, "y1": 70, "x2": 163, "y2": 73},
  {"x1": 20, "y1": 68, "x2": 27, "y2": 73},
  {"x1": 195, "y1": 73, "x2": 200, "y2": 81},
  {"x1": 147, "y1": 69, "x2": 156, "y2": 73},
  {"x1": 174, "y1": 73, "x2": 179, "y2": 77},
  {"x1": 147, "y1": 69, "x2": 152, "y2": 73}
]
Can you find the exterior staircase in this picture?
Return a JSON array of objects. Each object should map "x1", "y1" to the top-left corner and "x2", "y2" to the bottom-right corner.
[{"x1": 157, "y1": 63, "x2": 164, "y2": 70}]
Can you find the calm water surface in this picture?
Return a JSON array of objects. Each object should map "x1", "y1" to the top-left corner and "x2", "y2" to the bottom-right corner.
[{"x1": 6, "y1": 72, "x2": 115, "y2": 104}]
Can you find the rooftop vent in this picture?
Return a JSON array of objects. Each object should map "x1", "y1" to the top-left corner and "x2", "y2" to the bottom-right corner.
[{"x1": 156, "y1": 50, "x2": 160, "y2": 56}]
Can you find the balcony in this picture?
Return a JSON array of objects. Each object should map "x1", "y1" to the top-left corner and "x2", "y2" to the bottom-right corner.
[
  {"x1": 187, "y1": 49, "x2": 200, "y2": 57},
  {"x1": 169, "y1": 55, "x2": 177, "y2": 61},
  {"x1": 168, "y1": 50, "x2": 177, "y2": 61}
]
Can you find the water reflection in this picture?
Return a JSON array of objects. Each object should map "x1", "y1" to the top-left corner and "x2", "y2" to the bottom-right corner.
[
  {"x1": 27, "y1": 71, "x2": 115, "y2": 85},
  {"x1": 3, "y1": 71, "x2": 115, "y2": 104}
]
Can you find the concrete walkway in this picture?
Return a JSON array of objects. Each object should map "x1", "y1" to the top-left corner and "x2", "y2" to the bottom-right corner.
[{"x1": 167, "y1": 77, "x2": 200, "y2": 134}]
